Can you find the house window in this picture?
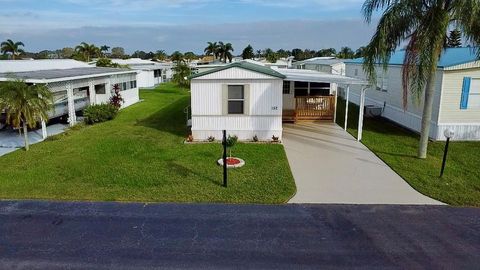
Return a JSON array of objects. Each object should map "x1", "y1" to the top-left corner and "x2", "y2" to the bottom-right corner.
[
  {"x1": 95, "y1": 84, "x2": 106, "y2": 94},
  {"x1": 468, "y1": 78, "x2": 480, "y2": 109},
  {"x1": 283, "y1": 81, "x2": 291, "y2": 94},
  {"x1": 354, "y1": 69, "x2": 358, "y2": 76},
  {"x1": 376, "y1": 72, "x2": 388, "y2": 92},
  {"x1": 122, "y1": 82, "x2": 127, "y2": 91},
  {"x1": 294, "y1": 81, "x2": 309, "y2": 97},
  {"x1": 228, "y1": 85, "x2": 244, "y2": 114},
  {"x1": 129, "y1": 80, "x2": 137, "y2": 89},
  {"x1": 309, "y1": 82, "x2": 330, "y2": 96},
  {"x1": 154, "y1": 70, "x2": 162, "y2": 78}
]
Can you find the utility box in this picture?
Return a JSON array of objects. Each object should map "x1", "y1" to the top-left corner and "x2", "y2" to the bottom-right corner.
[{"x1": 365, "y1": 105, "x2": 383, "y2": 118}]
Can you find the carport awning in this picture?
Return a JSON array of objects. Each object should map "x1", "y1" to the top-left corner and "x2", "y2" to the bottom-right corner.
[{"x1": 275, "y1": 68, "x2": 369, "y2": 86}]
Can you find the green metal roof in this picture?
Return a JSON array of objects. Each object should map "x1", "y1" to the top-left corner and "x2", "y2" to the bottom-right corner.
[{"x1": 190, "y1": 61, "x2": 286, "y2": 79}]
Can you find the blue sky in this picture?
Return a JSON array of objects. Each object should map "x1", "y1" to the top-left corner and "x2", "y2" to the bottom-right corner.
[{"x1": 0, "y1": 0, "x2": 376, "y2": 53}]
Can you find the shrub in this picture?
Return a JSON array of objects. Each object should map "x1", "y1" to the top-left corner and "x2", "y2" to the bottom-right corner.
[
  {"x1": 207, "y1": 136, "x2": 215, "y2": 142},
  {"x1": 83, "y1": 104, "x2": 118, "y2": 125},
  {"x1": 109, "y1": 84, "x2": 124, "y2": 109}
]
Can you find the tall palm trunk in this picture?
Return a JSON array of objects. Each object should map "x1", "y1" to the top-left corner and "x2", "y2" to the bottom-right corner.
[
  {"x1": 418, "y1": 72, "x2": 436, "y2": 158},
  {"x1": 22, "y1": 121, "x2": 29, "y2": 151}
]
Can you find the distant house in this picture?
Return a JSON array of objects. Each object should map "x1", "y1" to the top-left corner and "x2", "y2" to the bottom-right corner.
[
  {"x1": 0, "y1": 59, "x2": 139, "y2": 137},
  {"x1": 109, "y1": 58, "x2": 173, "y2": 88},
  {"x1": 345, "y1": 47, "x2": 480, "y2": 141},
  {"x1": 189, "y1": 61, "x2": 367, "y2": 141},
  {"x1": 293, "y1": 57, "x2": 346, "y2": 75}
]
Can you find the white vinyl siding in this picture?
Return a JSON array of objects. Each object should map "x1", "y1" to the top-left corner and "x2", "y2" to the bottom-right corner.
[
  {"x1": 439, "y1": 69, "x2": 480, "y2": 123},
  {"x1": 190, "y1": 75, "x2": 283, "y2": 141},
  {"x1": 345, "y1": 64, "x2": 443, "y2": 138}
]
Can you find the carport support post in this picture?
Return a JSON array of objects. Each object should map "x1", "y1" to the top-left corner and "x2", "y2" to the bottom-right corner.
[
  {"x1": 333, "y1": 88, "x2": 338, "y2": 123},
  {"x1": 41, "y1": 118, "x2": 47, "y2": 139},
  {"x1": 357, "y1": 87, "x2": 366, "y2": 141},
  {"x1": 344, "y1": 85, "x2": 350, "y2": 131},
  {"x1": 66, "y1": 83, "x2": 76, "y2": 127},
  {"x1": 222, "y1": 130, "x2": 228, "y2": 187}
]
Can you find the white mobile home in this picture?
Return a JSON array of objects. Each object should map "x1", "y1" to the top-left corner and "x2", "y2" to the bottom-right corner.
[
  {"x1": 345, "y1": 47, "x2": 480, "y2": 141},
  {"x1": 110, "y1": 58, "x2": 173, "y2": 88},
  {"x1": 190, "y1": 62, "x2": 285, "y2": 141},
  {"x1": 0, "y1": 59, "x2": 139, "y2": 137},
  {"x1": 189, "y1": 61, "x2": 367, "y2": 141}
]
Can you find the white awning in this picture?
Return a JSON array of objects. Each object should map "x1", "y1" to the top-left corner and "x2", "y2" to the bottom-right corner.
[{"x1": 275, "y1": 68, "x2": 369, "y2": 86}]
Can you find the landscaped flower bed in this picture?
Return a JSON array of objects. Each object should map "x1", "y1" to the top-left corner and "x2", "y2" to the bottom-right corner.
[{"x1": 217, "y1": 157, "x2": 245, "y2": 168}]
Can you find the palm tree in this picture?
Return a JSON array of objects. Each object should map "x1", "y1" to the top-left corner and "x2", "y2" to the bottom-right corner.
[
  {"x1": 217, "y1": 42, "x2": 234, "y2": 63},
  {"x1": 75, "y1": 42, "x2": 100, "y2": 62},
  {"x1": 155, "y1": 50, "x2": 168, "y2": 61},
  {"x1": 204, "y1": 42, "x2": 219, "y2": 60},
  {"x1": 100, "y1": 45, "x2": 110, "y2": 57},
  {"x1": 170, "y1": 51, "x2": 184, "y2": 63},
  {"x1": 1, "y1": 39, "x2": 25, "y2": 60},
  {"x1": 337, "y1": 47, "x2": 355, "y2": 59},
  {"x1": 362, "y1": 0, "x2": 480, "y2": 159},
  {"x1": 0, "y1": 80, "x2": 53, "y2": 151},
  {"x1": 184, "y1": 52, "x2": 197, "y2": 63}
]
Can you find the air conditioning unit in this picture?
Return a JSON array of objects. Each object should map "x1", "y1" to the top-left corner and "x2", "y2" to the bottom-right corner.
[{"x1": 365, "y1": 105, "x2": 383, "y2": 118}]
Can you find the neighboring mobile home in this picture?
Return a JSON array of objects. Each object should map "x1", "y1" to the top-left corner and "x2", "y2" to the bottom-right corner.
[
  {"x1": 345, "y1": 47, "x2": 480, "y2": 141},
  {"x1": 0, "y1": 59, "x2": 139, "y2": 138},
  {"x1": 110, "y1": 58, "x2": 173, "y2": 88},
  {"x1": 189, "y1": 61, "x2": 367, "y2": 141}
]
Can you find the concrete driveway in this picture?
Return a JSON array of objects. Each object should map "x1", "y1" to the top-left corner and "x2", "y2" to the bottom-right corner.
[{"x1": 283, "y1": 122, "x2": 442, "y2": 205}]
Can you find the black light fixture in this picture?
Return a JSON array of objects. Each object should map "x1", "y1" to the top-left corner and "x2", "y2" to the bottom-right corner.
[
  {"x1": 440, "y1": 129, "x2": 455, "y2": 177},
  {"x1": 222, "y1": 130, "x2": 228, "y2": 187}
]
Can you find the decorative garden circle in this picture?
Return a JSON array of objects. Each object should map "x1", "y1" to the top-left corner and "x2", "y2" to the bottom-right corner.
[{"x1": 217, "y1": 157, "x2": 245, "y2": 169}]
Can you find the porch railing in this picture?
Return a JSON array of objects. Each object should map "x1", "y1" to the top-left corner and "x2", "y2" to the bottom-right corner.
[{"x1": 295, "y1": 96, "x2": 335, "y2": 120}]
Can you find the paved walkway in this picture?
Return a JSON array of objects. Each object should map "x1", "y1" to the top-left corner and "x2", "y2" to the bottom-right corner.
[
  {"x1": 0, "y1": 201, "x2": 478, "y2": 269},
  {"x1": 283, "y1": 122, "x2": 442, "y2": 205},
  {"x1": 0, "y1": 124, "x2": 67, "y2": 156}
]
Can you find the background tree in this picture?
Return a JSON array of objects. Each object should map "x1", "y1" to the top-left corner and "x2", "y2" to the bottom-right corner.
[
  {"x1": 242, "y1": 45, "x2": 255, "y2": 59},
  {"x1": 60, "y1": 47, "x2": 75, "y2": 58},
  {"x1": 204, "y1": 42, "x2": 219, "y2": 60},
  {"x1": 276, "y1": 49, "x2": 291, "y2": 58},
  {"x1": 0, "y1": 80, "x2": 53, "y2": 151},
  {"x1": 1, "y1": 39, "x2": 25, "y2": 60},
  {"x1": 184, "y1": 52, "x2": 197, "y2": 63},
  {"x1": 355, "y1": 46, "x2": 367, "y2": 58},
  {"x1": 155, "y1": 50, "x2": 168, "y2": 61},
  {"x1": 291, "y1": 48, "x2": 304, "y2": 60},
  {"x1": 217, "y1": 42, "x2": 234, "y2": 63},
  {"x1": 75, "y1": 42, "x2": 99, "y2": 62},
  {"x1": 100, "y1": 45, "x2": 110, "y2": 57},
  {"x1": 337, "y1": 47, "x2": 355, "y2": 59},
  {"x1": 170, "y1": 51, "x2": 184, "y2": 63},
  {"x1": 362, "y1": 0, "x2": 480, "y2": 159},
  {"x1": 172, "y1": 62, "x2": 192, "y2": 88},
  {"x1": 96, "y1": 58, "x2": 121, "y2": 68},
  {"x1": 131, "y1": 50, "x2": 147, "y2": 59},
  {"x1": 111, "y1": 47, "x2": 125, "y2": 58},
  {"x1": 447, "y1": 29, "x2": 462, "y2": 48},
  {"x1": 264, "y1": 48, "x2": 278, "y2": 63},
  {"x1": 255, "y1": 49, "x2": 263, "y2": 59}
]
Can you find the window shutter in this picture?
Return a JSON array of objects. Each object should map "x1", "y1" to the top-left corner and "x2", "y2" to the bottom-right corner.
[
  {"x1": 222, "y1": 84, "x2": 228, "y2": 115},
  {"x1": 244, "y1": 84, "x2": 250, "y2": 115},
  {"x1": 460, "y1": 77, "x2": 471, "y2": 110}
]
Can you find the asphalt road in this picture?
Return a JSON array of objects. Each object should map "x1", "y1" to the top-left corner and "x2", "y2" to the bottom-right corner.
[{"x1": 0, "y1": 201, "x2": 478, "y2": 269}]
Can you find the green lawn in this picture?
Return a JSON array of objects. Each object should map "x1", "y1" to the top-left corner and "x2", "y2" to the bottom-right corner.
[
  {"x1": 0, "y1": 83, "x2": 296, "y2": 204},
  {"x1": 336, "y1": 98, "x2": 480, "y2": 206}
]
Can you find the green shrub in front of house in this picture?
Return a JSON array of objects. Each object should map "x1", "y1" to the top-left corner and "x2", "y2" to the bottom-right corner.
[{"x1": 83, "y1": 104, "x2": 118, "y2": 125}]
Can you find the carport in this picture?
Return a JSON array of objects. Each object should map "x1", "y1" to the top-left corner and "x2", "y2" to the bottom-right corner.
[{"x1": 275, "y1": 68, "x2": 370, "y2": 141}]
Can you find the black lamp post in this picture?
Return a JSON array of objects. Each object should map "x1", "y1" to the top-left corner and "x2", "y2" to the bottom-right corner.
[
  {"x1": 440, "y1": 129, "x2": 455, "y2": 178},
  {"x1": 222, "y1": 130, "x2": 228, "y2": 187}
]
